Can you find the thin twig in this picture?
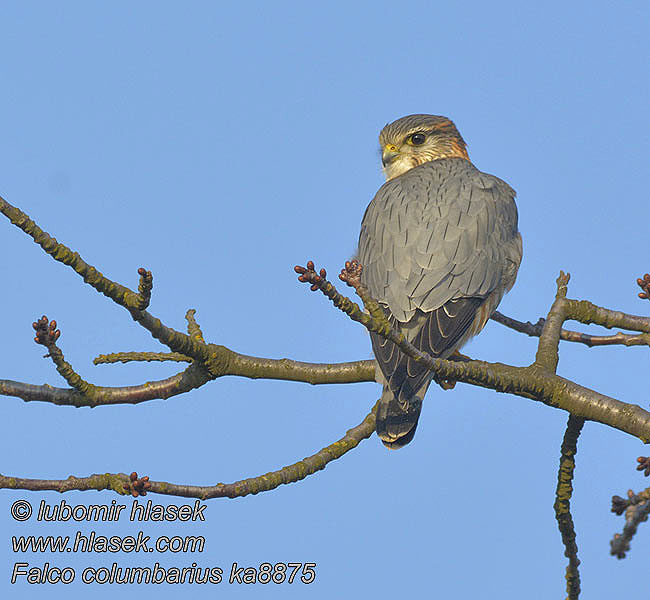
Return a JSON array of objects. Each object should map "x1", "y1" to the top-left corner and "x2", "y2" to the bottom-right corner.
[
  {"x1": 0, "y1": 402, "x2": 378, "y2": 499},
  {"x1": 32, "y1": 316, "x2": 104, "y2": 403},
  {"x1": 554, "y1": 414, "x2": 584, "y2": 599},
  {"x1": 0, "y1": 195, "x2": 212, "y2": 366},
  {"x1": 535, "y1": 272, "x2": 570, "y2": 371},
  {"x1": 94, "y1": 352, "x2": 193, "y2": 365},
  {"x1": 491, "y1": 312, "x2": 650, "y2": 348},
  {"x1": 611, "y1": 498, "x2": 650, "y2": 559},
  {"x1": 185, "y1": 309, "x2": 205, "y2": 343}
]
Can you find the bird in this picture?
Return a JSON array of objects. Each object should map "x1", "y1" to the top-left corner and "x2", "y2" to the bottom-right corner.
[{"x1": 357, "y1": 114, "x2": 522, "y2": 449}]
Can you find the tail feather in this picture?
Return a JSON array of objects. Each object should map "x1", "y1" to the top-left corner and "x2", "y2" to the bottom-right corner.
[{"x1": 375, "y1": 386, "x2": 424, "y2": 450}]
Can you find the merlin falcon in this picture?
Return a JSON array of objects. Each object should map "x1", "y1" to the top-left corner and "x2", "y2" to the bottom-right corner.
[{"x1": 358, "y1": 114, "x2": 522, "y2": 449}]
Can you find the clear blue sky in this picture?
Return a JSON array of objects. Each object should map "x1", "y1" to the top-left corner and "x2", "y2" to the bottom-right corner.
[{"x1": 1, "y1": 2, "x2": 649, "y2": 598}]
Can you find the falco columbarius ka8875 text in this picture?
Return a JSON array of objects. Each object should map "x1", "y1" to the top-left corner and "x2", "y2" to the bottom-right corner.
[{"x1": 358, "y1": 114, "x2": 522, "y2": 449}]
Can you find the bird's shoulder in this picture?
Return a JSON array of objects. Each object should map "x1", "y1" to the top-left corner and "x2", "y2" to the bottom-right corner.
[
  {"x1": 361, "y1": 157, "x2": 517, "y2": 239},
  {"x1": 358, "y1": 158, "x2": 520, "y2": 321},
  {"x1": 380, "y1": 157, "x2": 515, "y2": 203}
]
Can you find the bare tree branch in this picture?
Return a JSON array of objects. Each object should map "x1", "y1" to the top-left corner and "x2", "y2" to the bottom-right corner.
[
  {"x1": 0, "y1": 364, "x2": 211, "y2": 407},
  {"x1": 610, "y1": 459, "x2": 650, "y2": 558},
  {"x1": 0, "y1": 402, "x2": 378, "y2": 499},
  {"x1": 554, "y1": 414, "x2": 584, "y2": 599},
  {"x1": 294, "y1": 260, "x2": 650, "y2": 443},
  {"x1": 5, "y1": 185, "x2": 650, "y2": 586},
  {"x1": 491, "y1": 311, "x2": 650, "y2": 348},
  {"x1": 94, "y1": 351, "x2": 193, "y2": 364},
  {"x1": 610, "y1": 494, "x2": 650, "y2": 559},
  {"x1": 0, "y1": 196, "x2": 212, "y2": 366},
  {"x1": 1, "y1": 354, "x2": 376, "y2": 407}
]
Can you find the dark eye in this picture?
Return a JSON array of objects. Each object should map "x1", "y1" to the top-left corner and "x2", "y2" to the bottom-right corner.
[{"x1": 410, "y1": 133, "x2": 427, "y2": 146}]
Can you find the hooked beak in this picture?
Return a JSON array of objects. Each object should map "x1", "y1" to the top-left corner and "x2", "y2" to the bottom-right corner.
[{"x1": 382, "y1": 144, "x2": 400, "y2": 167}]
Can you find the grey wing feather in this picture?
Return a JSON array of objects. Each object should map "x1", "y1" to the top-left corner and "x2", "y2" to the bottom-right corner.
[
  {"x1": 359, "y1": 157, "x2": 519, "y2": 323},
  {"x1": 359, "y1": 157, "x2": 521, "y2": 401},
  {"x1": 370, "y1": 297, "x2": 483, "y2": 403}
]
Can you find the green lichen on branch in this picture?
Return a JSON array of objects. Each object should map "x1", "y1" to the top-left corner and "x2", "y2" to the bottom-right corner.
[
  {"x1": 0, "y1": 472, "x2": 131, "y2": 495},
  {"x1": 565, "y1": 299, "x2": 650, "y2": 334},
  {"x1": 534, "y1": 272, "x2": 570, "y2": 372},
  {"x1": 1, "y1": 354, "x2": 376, "y2": 409},
  {"x1": 203, "y1": 402, "x2": 377, "y2": 499},
  {"x1": 185, "y1": 309, "x2": 205, "y2": 343},
  {"x1": 94, "y1": 351, "x2": 192, "y2": 365},
  {"x1": 44, "y1": 345, "x2": 104, "y2": 404},
  {"x1": 554, "y1": 414, "x2": 584, "y2": 600},
  {"x1": 0, "y1": 196, "x2": 145, "y2": 310},
  {"x1": 0, "y1": 363, "x2": 212, "y2": 408},
  {"x1": 0, "y1": 195, "x2": 212, "y2": 367},
  {"x1": 137, "y1": 268, "x2": 153, "y2": 309},
  {"x1": 32, "y1": 315, "x2": 105, "y2": 404},
  {"x1": 0, "y1": 402, "x2": 378, "y2": 499}
]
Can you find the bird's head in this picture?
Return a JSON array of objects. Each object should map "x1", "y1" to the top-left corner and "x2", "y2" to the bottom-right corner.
[{"x1": 379, "y1": 114, "x2": 469, "y2": 180}]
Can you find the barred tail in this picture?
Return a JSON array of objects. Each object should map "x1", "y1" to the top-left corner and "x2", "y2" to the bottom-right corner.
[{"x1": 375, "y1": 386, "x2": 424, "y2": 450}]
